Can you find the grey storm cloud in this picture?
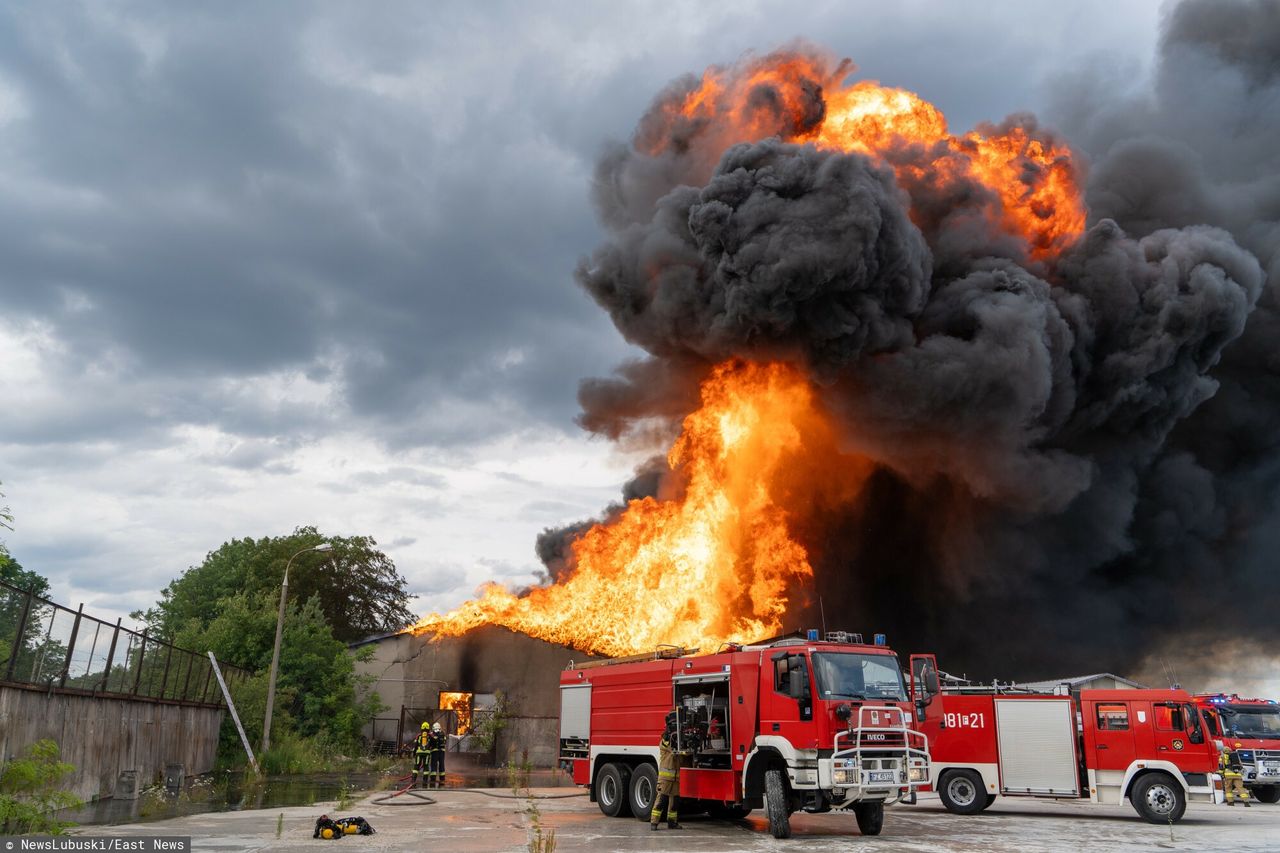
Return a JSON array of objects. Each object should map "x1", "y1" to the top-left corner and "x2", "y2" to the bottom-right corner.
[{"x1": 0, "y1": 0, "x2": 1164, "y2": 460}]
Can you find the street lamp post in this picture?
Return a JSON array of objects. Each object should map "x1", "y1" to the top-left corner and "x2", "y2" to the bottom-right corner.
[{"x1": 262, "y1": 542, "x2": 332, "y2": 753}]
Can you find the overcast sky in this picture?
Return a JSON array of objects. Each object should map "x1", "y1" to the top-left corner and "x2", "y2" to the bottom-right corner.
[{"x1": 0, "y1": 0, "x2": 1166, "y2": 627}]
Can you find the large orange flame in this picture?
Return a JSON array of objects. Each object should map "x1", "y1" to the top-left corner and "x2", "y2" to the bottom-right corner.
[
  {"x1": 651, "y1": 52, "x2": 1085, "y2": 261},
  {"x1": 415, "y1": 362, "x2": 873, "y2": 656}
]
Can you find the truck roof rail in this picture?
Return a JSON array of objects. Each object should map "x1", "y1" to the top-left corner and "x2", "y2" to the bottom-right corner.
[{"x1": 566, "y1": 645, "x2": 699, "y2": 670}]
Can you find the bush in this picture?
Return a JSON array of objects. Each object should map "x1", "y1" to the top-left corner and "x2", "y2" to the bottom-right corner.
[{"x1": 0, "y1": 740, "x2": 83, "y2": 834}]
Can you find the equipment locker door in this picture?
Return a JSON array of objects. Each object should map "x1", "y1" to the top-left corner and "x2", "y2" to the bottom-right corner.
[{"x1": 994, "y1": 698, "x2": 1079, "y2": 796}]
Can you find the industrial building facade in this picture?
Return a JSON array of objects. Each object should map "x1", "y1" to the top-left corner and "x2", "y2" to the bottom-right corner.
[{"x1": 351, "y1": 625, "x2": 600, "y2": 767}]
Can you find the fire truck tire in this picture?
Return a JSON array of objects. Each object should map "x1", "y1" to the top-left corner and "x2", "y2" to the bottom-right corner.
[
  {"x1": 981, "y1": 793, "x2": 996, "y2": 811},
  {"x1": 938, "y1": 769, "x2": 986, "y2": 815},
  {"x1": 1130, "y1": 773, "x2": 1186, "y2": 824},
  {"x1": 629, "y1": 763, "x2": 658, "y2": 822},
  {"x1": 1252, "y1": 785, "x2": 1280, "y2": 804},
  {"x1": 764, "y1": 768, "x2": 792, "y2": 839},
  {"x1": 596, "y1": 763, "x2": 632, "y2": 818},
  {"x1": 853, "y1": 801, "x2": 884, "y2": 836}
]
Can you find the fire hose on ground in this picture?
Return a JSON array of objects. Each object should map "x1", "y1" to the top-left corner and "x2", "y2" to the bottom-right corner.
[{"x1": 369, "y1": 774, "x2": 588, "y2": 806}]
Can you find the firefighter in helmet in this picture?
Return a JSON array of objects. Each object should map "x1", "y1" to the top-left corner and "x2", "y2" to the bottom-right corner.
[
  {"x1": 410, "y1": 722, "x2": 432, "y2": 788},
  {"x1": 650, "y1": 709, "x2": 687, "y2": 830},
  {"x1": 426, "y1": 722, "x2": 448, "y2": 788},
  {"x1": 1221, "y1": 741, "x2": 1251, "y2": 806}
]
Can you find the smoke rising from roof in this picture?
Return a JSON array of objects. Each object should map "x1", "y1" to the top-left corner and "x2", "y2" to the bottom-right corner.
[{"x1": 546, "y1": 0, "x2": 1279, "y2": 678}]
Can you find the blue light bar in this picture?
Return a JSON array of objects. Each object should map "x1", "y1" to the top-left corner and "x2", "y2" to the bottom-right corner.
[
  {"x1": 873, "y1": 633, "x2": 886, "y2": 646},
  {"x1": 807, "y1": 628, "x2": 819, "y2": 641}
]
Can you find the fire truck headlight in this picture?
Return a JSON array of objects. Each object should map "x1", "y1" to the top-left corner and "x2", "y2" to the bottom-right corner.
[
  {"x1": 833, "y1": 769, "x2": 853, "y2": 785},
  {"x1": 908, "y1": 767, "x2": 926, "y2": 783}
]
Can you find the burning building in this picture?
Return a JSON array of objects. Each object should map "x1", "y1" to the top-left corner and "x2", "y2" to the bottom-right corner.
[
  {"x1": 353, "y1": 625, "x2": 603, "y2": 765},
  {"x1": 415, "y1": 1, "x2": 1280, "y2": 686}
]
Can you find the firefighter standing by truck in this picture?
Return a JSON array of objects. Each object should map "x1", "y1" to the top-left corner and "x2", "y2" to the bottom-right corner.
[
  {"x1": 1222, "y1": 741, "x2": 1252, "y2": 806},
  {"x1": 650, "y1": 710, "x2": 686, "y2": 831}
]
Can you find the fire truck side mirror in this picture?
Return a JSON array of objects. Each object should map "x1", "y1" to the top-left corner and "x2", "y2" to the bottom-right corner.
[{"x1": 925, "y1": 668, "x2": 940, "y2": 697}]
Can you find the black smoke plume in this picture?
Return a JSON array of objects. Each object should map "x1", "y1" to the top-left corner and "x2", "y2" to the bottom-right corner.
[{"x1": 547, "y1": 0, "x2": 1279, "y2": 680}]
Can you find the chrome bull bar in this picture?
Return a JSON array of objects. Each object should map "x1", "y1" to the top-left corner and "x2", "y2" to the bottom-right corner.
[{"x1": 826, "y1": 704, "x2": 930, "y2": 803}]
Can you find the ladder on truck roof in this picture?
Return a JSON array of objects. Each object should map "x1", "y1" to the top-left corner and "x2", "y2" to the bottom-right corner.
[{"x1": 565, "y1": 645, "x2": 698, "y2": 670}]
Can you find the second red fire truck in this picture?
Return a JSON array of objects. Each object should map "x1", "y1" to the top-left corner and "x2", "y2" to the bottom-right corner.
[
  {"x1": 558, "y1": 631, "x2": 930, "y2": 839},
  {"x1": 907, "y1": 654, "x2": 1225, "y2": 823},
  {"x1": 1193, "y1": 693, "x2": 1280, "y2": 803}
]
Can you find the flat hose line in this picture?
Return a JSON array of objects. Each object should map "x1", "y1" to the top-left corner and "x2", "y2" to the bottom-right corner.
[{"x1": 367, "y1": 775, "x2": 587, "y2": 806}]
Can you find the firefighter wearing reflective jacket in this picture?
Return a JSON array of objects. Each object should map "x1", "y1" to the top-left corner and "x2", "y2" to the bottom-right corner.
[
  {"x1": 650, "y1": 710, "x2": 686, "y2": 830},
  {"x1": 410, "y1": 722, "x2": 432, "y2": 788},
  {"x1": 1221, "y1": 741, "x2": 1251, "y2": 806},
  {"x1": 426, "y1": 723, "x2": 448, "y2": 788}
]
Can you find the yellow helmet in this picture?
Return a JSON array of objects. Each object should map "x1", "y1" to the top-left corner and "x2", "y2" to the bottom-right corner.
[
  {"x1": 321, "y1": 828, "x2": 336, "y2": 839},
  {"x1": 421, "y1": 721, "x2": 431, "y2": 730}
]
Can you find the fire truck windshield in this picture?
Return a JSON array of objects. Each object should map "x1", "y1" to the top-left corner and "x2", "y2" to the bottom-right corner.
[
  {"x1": 811, "y1": 652, "x2": 907, "y2": 702},
  {"x1": 1220, "y1": 706, "x2": 1280, "y2": 740}
]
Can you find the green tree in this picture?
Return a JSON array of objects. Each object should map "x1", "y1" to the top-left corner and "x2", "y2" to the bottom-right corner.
[
  {"x1": 144, "y1": 527, "x2": 412, "y2": 644},
  {"x1": 172, "y1": 588, "x2": 381, "y2": 752},
  {"x1": 0, "y1": 552, "x2": 53, "y2": 680},
  {"x1": 0, "y1": 739, "x2": 82, "y2": 834},
  {"x1": 0, "y1": 479, "x2": 12, "y2": 532}
]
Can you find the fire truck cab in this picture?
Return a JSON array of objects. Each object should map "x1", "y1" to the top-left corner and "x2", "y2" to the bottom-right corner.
[
  {"x1": 558, "y1": 633, "x2": 930, "y2": 839},
  {"x1": 909, "y1": 654, "x2": 1224, "y2": 823},
  {"x1": 1194, "y1": 693, "x2": 1280, "y2": 803}
]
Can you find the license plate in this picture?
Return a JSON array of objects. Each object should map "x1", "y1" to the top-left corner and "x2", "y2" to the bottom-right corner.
[
  {"x1": 868, "y1": 771, "x2": 895, "y2": 783},
  {"x1": 1262, "y1": 762, "x2": 1280, "y2": 775}
]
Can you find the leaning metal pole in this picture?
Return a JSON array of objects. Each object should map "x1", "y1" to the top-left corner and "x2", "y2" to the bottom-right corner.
[
  {"x1": 262, "y1": 563, "x2": 290, "y2": 753},
  {"x1": 209, "y1": 651, "x2": 259, "y2": 774}
]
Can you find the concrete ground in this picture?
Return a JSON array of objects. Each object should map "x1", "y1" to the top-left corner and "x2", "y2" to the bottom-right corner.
[{"x1": 76, "y1": 789, "x2": 1280, "y2": 853}]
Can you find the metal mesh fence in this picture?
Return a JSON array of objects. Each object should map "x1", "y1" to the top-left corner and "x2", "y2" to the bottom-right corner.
[{"x1": 0, "y1": 579, "x2": 245, "y2": 705}]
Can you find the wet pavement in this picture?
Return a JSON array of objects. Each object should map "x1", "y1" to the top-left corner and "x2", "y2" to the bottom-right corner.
[{"x1": 71, "y1": 789, "x2": 1280, "y2": 852}]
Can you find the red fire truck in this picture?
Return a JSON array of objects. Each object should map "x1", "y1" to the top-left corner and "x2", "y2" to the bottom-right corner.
[
  {"x1": 1193, "y1": 693, "x2": 1280, "y2": 803},
  {"x1": 558, "y1": 632, "x2": 930, "y2": 839},
  {"x1": 907, "y1": 654, "x2": 1224, "y2": 823}
]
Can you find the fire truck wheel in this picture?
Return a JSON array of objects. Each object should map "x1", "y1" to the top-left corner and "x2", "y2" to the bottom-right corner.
[
  {"x1": 981, "y1": 793, "x2": 996, "y2": 811},
  {"x1": 764, "y1": 768, "x2": 792, "y2": 839},
  {"x1": 629, "y1": 763, "x2": 658, "y2": 822},
  {"x1": 1130, "y1": 773, "x2": 1186, "y2": 824},
  {"x1": 853, "y1": 801, "x2": 884, "y2": 836},
  {"x1": 596, "y1": 763, "x2": 632, "y2": 818},
  {"x1": 938, "y1": 769, "x2": 986, "y2": 815},
  {"x1": 1252, "y1": 785, "x2": 1280, "y2": 804}
]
